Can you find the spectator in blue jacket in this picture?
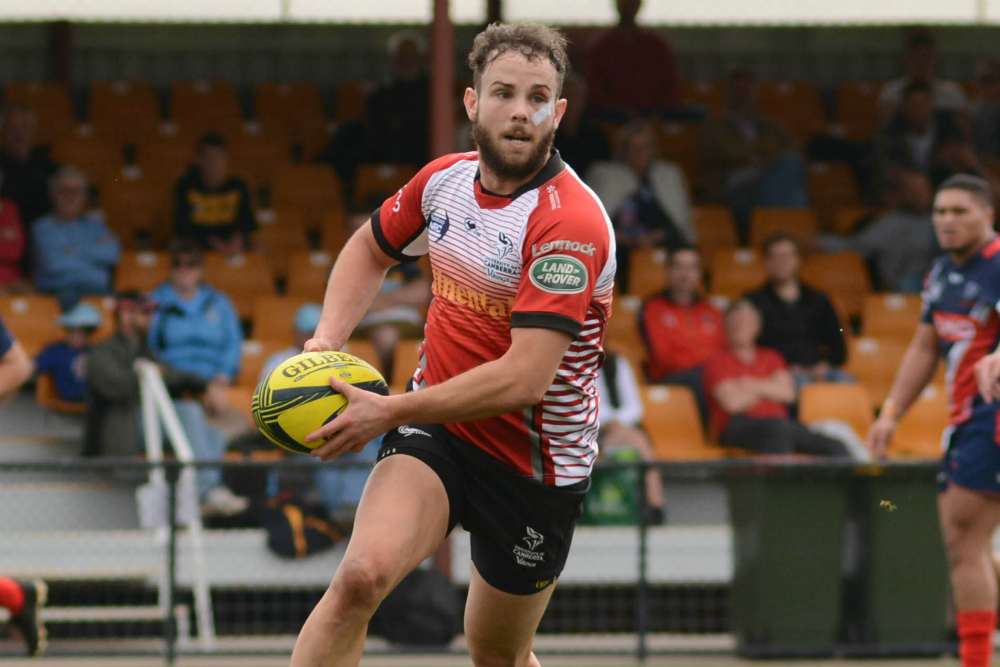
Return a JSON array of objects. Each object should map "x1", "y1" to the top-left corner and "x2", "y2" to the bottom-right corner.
[
  {"x1": 31, "y1": 167, "x2": 121, "y2": 310},
  {"x1": 35, "y1": 301, "x2": 103, "y2": 403}
]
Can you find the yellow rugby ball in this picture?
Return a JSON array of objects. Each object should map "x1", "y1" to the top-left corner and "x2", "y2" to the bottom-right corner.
[{"x1": 252, "y1": 351, "x2": 389, "y2": 454}]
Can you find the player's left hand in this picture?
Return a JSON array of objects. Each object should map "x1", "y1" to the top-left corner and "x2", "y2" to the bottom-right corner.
[
  {"x1": 974, "y1": 351, "x2": 1000, "y2": 404},
  {"x1": 304, "y1": 376, "x2": 393, "y2": 460}
]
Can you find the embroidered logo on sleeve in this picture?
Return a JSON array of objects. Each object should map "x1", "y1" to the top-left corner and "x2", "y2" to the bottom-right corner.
[{"x1": 528, "y1": 254, "x2": 588, "y2": 294}]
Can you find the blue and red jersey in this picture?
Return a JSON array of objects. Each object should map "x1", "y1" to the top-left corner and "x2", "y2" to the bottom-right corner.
[{"x1": 922, "y1": 236, "x2": 1000, "y2": 426}]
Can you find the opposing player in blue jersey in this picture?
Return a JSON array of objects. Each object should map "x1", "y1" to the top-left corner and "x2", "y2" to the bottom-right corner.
[{"x1": 868, "y1": 174, "x2": 1000, "y2": 667}]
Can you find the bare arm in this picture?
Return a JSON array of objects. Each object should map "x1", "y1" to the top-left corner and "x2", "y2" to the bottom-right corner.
[
  {"x1": 745, "y1": 369, "x2": 796, "y2": 405},
  {"x1": 306, "y1": 220, "x2": 397, "y2": 352},
  {"x1": 712, "y1": 378, "x2": 761, "y2": 415},
  {"x1": 867, "y1": 323, "x2": 940, "y2": 456},
  {"x1": 307, "y1": 327, "x2": 573, "y2": 459},
  {"x1": 0, "y1": 341, "x2": 32, "y2": 401}
]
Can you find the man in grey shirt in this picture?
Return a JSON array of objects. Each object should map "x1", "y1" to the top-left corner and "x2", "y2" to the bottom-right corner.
[{"x1": 819, "y1": 169, "x2": 937, "y2": 293}]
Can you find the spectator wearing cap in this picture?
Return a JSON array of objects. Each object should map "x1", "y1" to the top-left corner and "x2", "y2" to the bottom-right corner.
[
  {"x1": 148, "y1": 240, "x2": 243, "y2": 418},
  {"x1": 31, "y1": 166, "x2": 121, "y2": 310},
  {"x1": 258, "y1": 303, "x2": 380, "y2": 526},
  {"x1": 700, "y1": 66, "x2": 809, "y2": 244},
  {"x1": 584, "y1": 0, "x2": 682, "y2": 120},
  {"x1": 879, "y1": 30, "x2": 967, "y2": 118},
  {"x1": 85, "y1": 290, "x2": 250, "y2": 516},
  {"x1": 0, "y1": 169, "x2": 27, "y2": 293},
  {"x1": 34, "y1": 302, "x2": 103, "y2": 404},
  {"x1": 173, "y1": 132, "x2": 256, "y2": 258},
  {"x1": 586, "y1": 121, "x2": 694, "y2": 292},
  {"x1": 0, "y1": 104, "x2": 58, "y2": 229}
]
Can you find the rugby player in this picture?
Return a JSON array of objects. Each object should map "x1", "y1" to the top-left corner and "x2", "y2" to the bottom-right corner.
[
  {"x1": 868, "y1": 174, "x2": 1000, "y2": 667},
  {"x1": 289, "y1": 23, "x2": 615, "y2": 667}
]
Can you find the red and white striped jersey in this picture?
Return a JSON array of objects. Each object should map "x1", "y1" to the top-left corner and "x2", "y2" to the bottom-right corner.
[{"x1": 371, "y1": 150, "x2": 616, "y2": 486}]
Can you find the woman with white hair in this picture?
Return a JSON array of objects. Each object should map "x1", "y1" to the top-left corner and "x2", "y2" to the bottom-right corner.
[{"x1": 31, "y1": 166, "x2": 120, "y2": 310}]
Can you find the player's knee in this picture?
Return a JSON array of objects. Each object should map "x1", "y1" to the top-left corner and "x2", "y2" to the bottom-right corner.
[
  {"x1": 330, "y1": 556, "x2": 394, "y2": 611},
  {"x1": 468, "y1": 646, "x2": 524, "y2": 667},
  {"x1": 942, "y1": 516, "x2": 980, "y2": 562}
]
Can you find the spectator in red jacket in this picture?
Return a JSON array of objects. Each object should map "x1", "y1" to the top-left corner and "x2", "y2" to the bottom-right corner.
[
  {"x1": 0, "y1": 169, "x2": 27, "y2": 292},
  {"x1": 584, "y1": 0, "x2": 682, "y2": 120},
  {"x1": 639, "y1": 246, "x2": 723, "y2": 423},
  {"x1": 703, "y1": 299, "x2": 848, "y2": 456}
]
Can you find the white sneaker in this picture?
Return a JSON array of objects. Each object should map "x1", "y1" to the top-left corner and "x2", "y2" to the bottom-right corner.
[{"x1": 200, "y1": 487, "x2": 251, "y2": 517}]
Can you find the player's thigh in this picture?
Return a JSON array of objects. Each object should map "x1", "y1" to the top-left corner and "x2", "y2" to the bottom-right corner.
[
  {"x1": 938, "y1": 483, "x2": 1000, "y2": 552},
  {"x1": 464, "y1": 561, "x2": 556, "y2": 665},
  {"x1": 334, "y1": 453, "x2": 450, "y2": 591}
]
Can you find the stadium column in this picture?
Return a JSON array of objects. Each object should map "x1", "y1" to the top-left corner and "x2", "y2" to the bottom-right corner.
[{"x1": 429, "y1": 0, "x2": 456, "y2": 159}]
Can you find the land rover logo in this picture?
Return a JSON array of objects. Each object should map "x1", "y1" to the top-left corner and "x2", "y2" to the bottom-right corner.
[{"x1": 529, "y1": 254, "x2": 588, "y2": 294}]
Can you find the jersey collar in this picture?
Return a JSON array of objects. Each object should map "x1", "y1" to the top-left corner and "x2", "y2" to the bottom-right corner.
[{"x1": 473, "y1": 149, "x2": 565, "y2": 209}]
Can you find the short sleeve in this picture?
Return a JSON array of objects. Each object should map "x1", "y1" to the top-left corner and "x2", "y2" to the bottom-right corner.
[
  {"x1": 701, "y1": 352, "x2": 729, "y2": 395},
  {"x1": 510, "y1": 196, "x2": 614, "y2": 337},
  {"x1": 370, "y1": 153, "x2": 471, "y2": 264},
  {"x1": 762, "y1": 348, "x2": 788, "y2": 374},
  {"x1": 0, "y1": 315, "x2": 13, "y2": 358}
]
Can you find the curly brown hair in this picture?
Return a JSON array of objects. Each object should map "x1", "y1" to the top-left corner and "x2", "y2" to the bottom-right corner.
[{"x1": 467, "y1": 22, "x2": 570, "y2": 96}]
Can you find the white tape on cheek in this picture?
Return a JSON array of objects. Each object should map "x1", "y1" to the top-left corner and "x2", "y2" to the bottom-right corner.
[{"x1": 531, "y1": 101, "x2": 553, "y2": 126}]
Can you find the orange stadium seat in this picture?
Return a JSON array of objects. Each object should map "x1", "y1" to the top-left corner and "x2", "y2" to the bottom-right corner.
[
  {"x1": 3, "y1": 81, "x2": 76, "y2": 143},
  {"x1": 605, "y1": 295, "x2": 646, "y2": 376},
  {"x1": 691, "y1": 205, "x2": 737, "y2": 261},
  {"x1": 251, "y1": 294, "x2": 313, "y2": 344},
  {"x1": 807, "y1": 162, "x2": 861, "y2": 226},
  {"x1": 88, "y1": 81, "x2": 161, "y2": 142},
  {"x1": 654, "y1": 122, "x2": 702, "y2": 187},
  {"x1": 35, "y1": 371, "x2": 85, "y2": 414},
  {"x1": 641, "y1": 385, "x2": 724, "y2": 460},
  {"x1": 756, "y1": 81, "x2": 826, "y2": 144},
  {"x1": 228, "y1": 130, "x2": 293, "y2": 191},
  {"x1": 236, "y1": 338, "x2": 294, "y2": 387},
  {"x1": 253, "y1": 82, "x2": 326, "y2": 137},
  {"x1": 843, "y1": 336, "x2": 908, "y2": 408},
  {"x1": 626, "y1": 248, "x2": 669, "y2": 299},
  {"x1": 335, "y1": 81, "x2": 369, "y2": 123},
  {"x1": 890, "y1": 385, "x2": 948, "y2": 459},
  {"x1": 709, "y1": 248, "x2": 766, "y2": 300},
  {"x1": 169, "y1": 80, "x2": 243, "y2": 134},
  {"x1": 354, "y1": 163, "x2": 418, "y2": 208},
  {"x1": 320, "y1": 209, "x2": 347, "y2": 255},
  {"x1": 285, "y1": 250, "x2": 335, "y2": 300},
  {"x1": 99, "y1": 168, "x2": 172, "y2": 248},
  {"x1": 835, "y1": 81, "x2": 883, "y2": 141},
  {"x1": 270, "y1": 164, "x2": 343, "y2": 230},
  {"x1": 681, "y1": 80, "x2": 726, "y2": 117},
  {"x1": 390, "y1": 338, "x2": 424, "y2": 392},
  {"x1": 0, "y1": 295, "x2": 63, "y2": 357},
  {"x1": 832, "y1": 206, "x2": 878, "y2": 236},
  {"x1": 341, "y1": 338, "x2": 382, "y2": 375},
  {"x1": 798, "y1": 382, "x2": 874, "y2": 442},
  {"x1": 50, "y1": 135, "x2": 124, "y2": 182},
  {"x1": 748, "y1": 208, "x2": 818, "y2": 249},
  {"x1": 801, "y1": 251, "x2": 871, "y2": 320},
  {"x1": 862, "y1": 293, "x2": 923, "y2": 342},
  {"x1": 203, "y1": 251, "x2": 276, "y2": 321},
  {"x1": 114, "y1": 251, "x2": 170, "y2": 293},
  {"x1": 253, "y1": 208, "x2": 310, "y2": 281},
  {"x1": 133, "y1": 131, "x2": 198, "y2": 184}
]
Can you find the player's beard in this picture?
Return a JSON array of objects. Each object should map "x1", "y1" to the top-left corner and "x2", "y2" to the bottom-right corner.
[{"x1": 472, "y1": 118, "x2": 556, "y2": 185}]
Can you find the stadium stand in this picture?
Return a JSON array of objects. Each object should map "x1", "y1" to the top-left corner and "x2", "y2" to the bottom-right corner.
[
  {"x1": 169, "y1": 80, "x2": 243, "y2": 135},
  {"x1": 113, "y1": 250, "x2": 170, "y2": 293},
  {"x1": 890, "y1": 384, "x2": 948, "y2": 458},
  {"x1": 709, "y1": 248, "x2": 765, "y2": 299},
  {"x1": 798, "y1": 382, "x2": 875, "y2": 441},
  {"x1": 640, "y1": 384, "x2": 725, "y2": 460},
  {"x1": 2, "y1": 81, "x2": 76, "y2": 143},
  {"x1": 203, "y1": 251, "x2": 276, "y2": 321},
  {"x1": 626, "y1": 247, "x2": 669, "y2": 299},
  {"x1": 0, "y1": 294, "x2": 63, "y2": 357},
  {"x1": 747, "y1": 207, "x2": 819, "y2": 249},
  {"x1": 691, "y1": 205, "x2": 737, "y2": 262},
  {"x1": 251, "y1": 294, "x2": 312, "y2": 344},
  {"x1": 800, "y1": 251, "x2": 871, "y2": 320},
  {"x1": 88, "y1": 80, "x2": 161, "y2": 142},
  {"x1": 253, "y1": 208, "x2": 311, "y2": 281},
  {"x1": 861, "y1": 292, "x2": 923, "y2": 342}
]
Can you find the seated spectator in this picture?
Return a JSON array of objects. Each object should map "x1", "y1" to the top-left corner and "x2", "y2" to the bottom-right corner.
[
  {"x1": 745, "y1": 234, "x2": 849, "y2": 390},
  {"x1": 876, "y1": 81, "x2": 969, "y2": 184},
  {"x1": 0, "y1": 170, "x2": 28, "y2": 293},
  {"x1": 174, "y1": 132, "x2": 255, "y2": 258},
  {"x1": 639, "y1": 246, "x2": 723, "y2": 423},
  {"x1": 259, "y1": 303, "x2": 379, "y2": 525},
  {"x1": 586, "y1": 121, "x2": 693, "y2": 291},
  {"x1": 703, "y1": 300, "x2": 848, "y2": 457},
  {"x1": 584, "y1": 0, "x2": 681, "y2": 120},
  {"x1": 594, "y1": 350, "x2": 665, "y2": 525},
  {"x1": 700, "y1": 66, "x2": 808, "y2": 244},
  {"x1": 148, "y1": 240, "x2": 245, "y2": 437},
  {"x1": 554, "y1": 74, "x2": 611, "y2": 177},
  {"x1": 971, "y1": 60, "x2": 1000, "y2": 159},
  {"x1": 32, "y1": 167, "x2": 121, "y2": 310},
  {"x1": 35, "y1": 302, "x2": 103, "y2": 404},
  {"x1": 343, "y1": 209, "x2": 431, "y2": 378},
  {"x1": 0, "y1": 104, "x2": 58, "y2": 229},
  {"x1": 818, "y1": 169, "x2": 937, "y2": 293},
  {"x1": 85, "y1": 291, "x2": 250, "y2": 516},
  {"x1": 879, "y1": 30, "x2": 967, "y2": 118},
  {"x1": 318, "y1": 30, "x2": 429, "y2": 193}
]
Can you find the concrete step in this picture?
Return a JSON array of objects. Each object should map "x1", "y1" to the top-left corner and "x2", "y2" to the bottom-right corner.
[{"x1": 0, "y1": 482, "x2": 140, "y2": 530}]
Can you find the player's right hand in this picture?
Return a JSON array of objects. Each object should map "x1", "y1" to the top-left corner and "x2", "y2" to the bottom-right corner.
[
  {"x1": 866, "y1": 417, "x2": 896, "y2": 459},
  {"x1": 303, "y1": 338, "x2": 337, "y2": 353}
]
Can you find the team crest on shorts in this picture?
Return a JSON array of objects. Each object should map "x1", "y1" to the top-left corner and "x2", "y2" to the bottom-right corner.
[{"x1": 513, "y1": 527, "x2": 546, "y2": 568}]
